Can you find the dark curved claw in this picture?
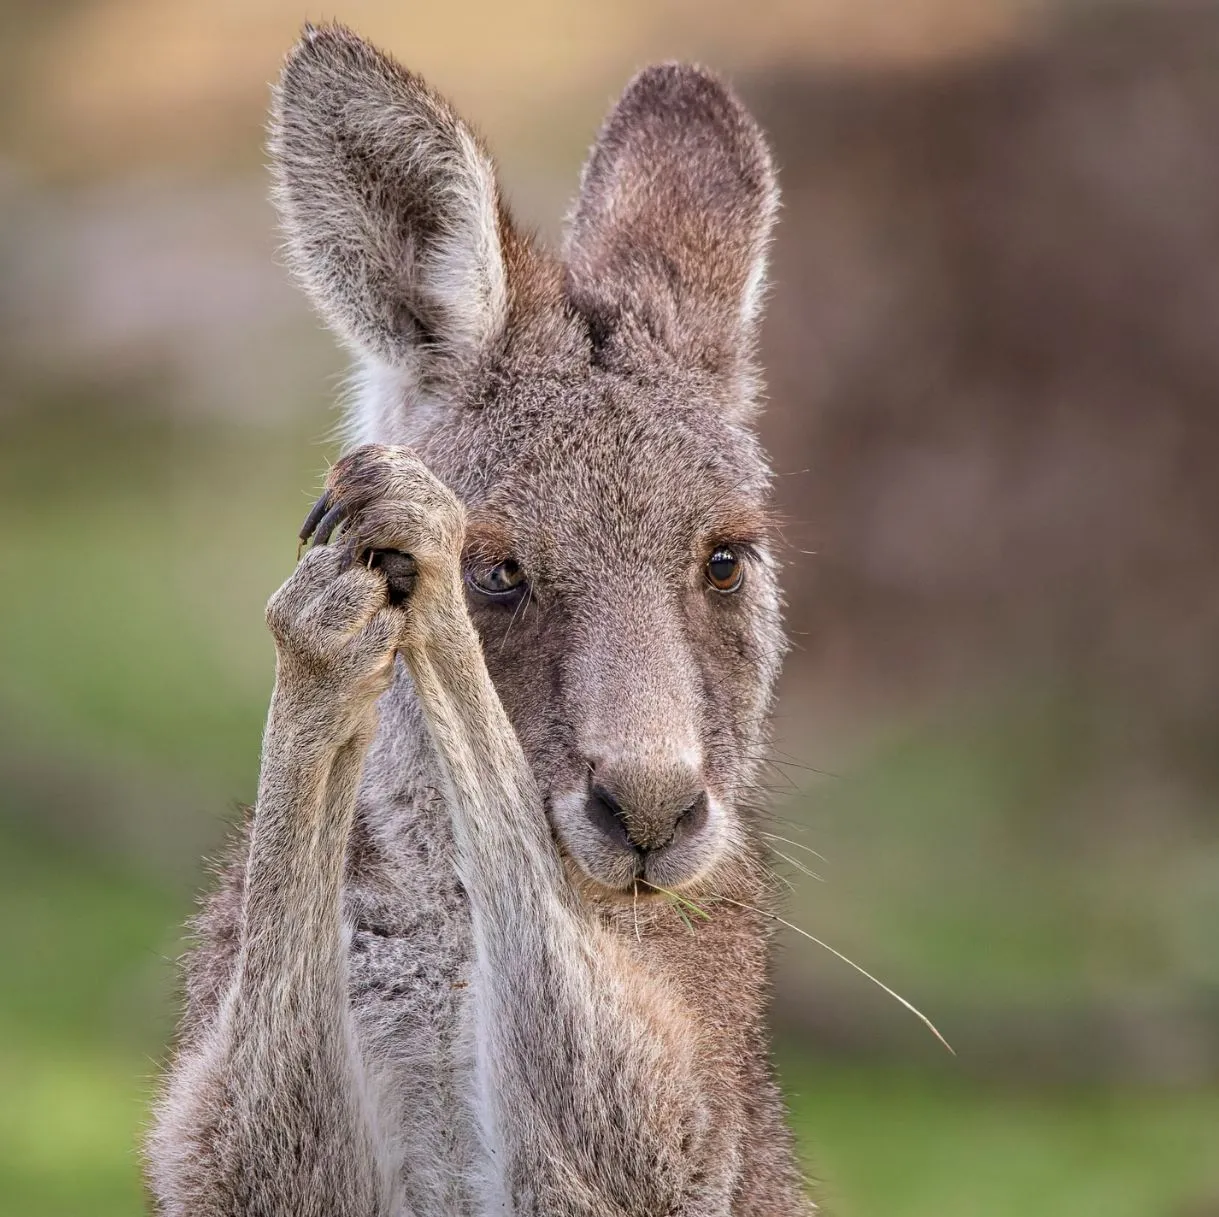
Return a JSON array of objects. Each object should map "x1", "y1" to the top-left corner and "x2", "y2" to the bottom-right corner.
[
  {"x1": 297, "y1": 476, "x2": 416, "y2": 607},
  {"x1": 298, "y1": 491, "x2": 332, "y2": 544},
  {"x1": 312, "y1": 501, "x2": 349, "y2": 546}
]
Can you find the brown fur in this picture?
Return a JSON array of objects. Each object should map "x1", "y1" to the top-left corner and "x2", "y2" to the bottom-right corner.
[{"x1": 146, "y1": 23, "x2": 811, "y2": 1216}]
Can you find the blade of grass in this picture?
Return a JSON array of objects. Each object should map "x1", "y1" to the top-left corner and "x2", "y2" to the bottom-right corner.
[
  {"x1": 641, "y1": 881, "x2": 712, "y2": 920},
  {"x1": 671, "y1": 900, "x2": 697, "y2": 936},
  {"x1": 712, "y1": 892, "x2": 955, "y2": 1055}
]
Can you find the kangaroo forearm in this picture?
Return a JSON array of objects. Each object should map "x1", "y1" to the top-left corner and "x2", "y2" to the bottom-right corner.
[
  {"x1": 401, "y1": 609, "x2": 562, "y2": 896},
  {"x1": 468, "y1": 927, "x2": 733, "y2": 1209},
  {"x1": 240, "y1": 691, "x2": 371, "y2": 972},
  {"x1": 224, "y1": 689, "x2": 372, "y2": 1067},
  {"x1": 403, "y1": 621, "x2": 733, "y2": 1211},
  {"x1": 480, "y1": 1019, "x2": 725, "y2": 1207},
  {"x1": 151, "y1": 1016, "x2": 398, "y2": 1217},
  {"x1": 148, "y1": 691, "x2": 399, "y2": 1216}
]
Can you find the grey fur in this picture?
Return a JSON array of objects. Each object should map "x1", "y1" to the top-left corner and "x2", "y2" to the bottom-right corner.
[{"x1": 146, "y1": 22, "x2": 811, "y2": 1216}]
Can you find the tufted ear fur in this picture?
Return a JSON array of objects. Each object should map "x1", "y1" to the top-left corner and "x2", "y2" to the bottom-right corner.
[
  {"x1": 565, "y1": 64, "x2": 778, "y2": 387},
  {"x1": 270, "y1": 24, "x2": 510, "y2": 425}
]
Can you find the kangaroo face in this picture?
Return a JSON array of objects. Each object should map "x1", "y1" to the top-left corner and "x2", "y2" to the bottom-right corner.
[
  {"x1": 419, "y1": 366, "x2": 783, "y2": 895},
  {"x1": 271, "y1": 26, "x2": 782, "y2": 897}
]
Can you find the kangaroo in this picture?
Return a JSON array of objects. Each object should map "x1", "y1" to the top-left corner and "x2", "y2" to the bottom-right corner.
[{"x1": 146, "y1": 22, "x2": 813, "y2": 1216}]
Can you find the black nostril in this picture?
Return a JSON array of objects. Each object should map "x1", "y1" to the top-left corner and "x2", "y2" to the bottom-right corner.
[
  {"x1": 670, "y1": 792, "x2": 710, "y2": 845},
  {"x1": 586, "y1": 785, "x2": 636, "y2": 852}
]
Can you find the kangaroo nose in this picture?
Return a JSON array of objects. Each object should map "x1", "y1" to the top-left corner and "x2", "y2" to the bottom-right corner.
[{"x1": 585, "y1": 782, "x2": 710, "y2": 855}]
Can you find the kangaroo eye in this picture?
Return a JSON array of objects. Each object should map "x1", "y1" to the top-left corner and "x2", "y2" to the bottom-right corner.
[
  {"x1": 705, "y1": 546, "x2": 744, "y2": 593},
  {"x1": 469, "y1": 559, "x2": 527, "y2": 599}
]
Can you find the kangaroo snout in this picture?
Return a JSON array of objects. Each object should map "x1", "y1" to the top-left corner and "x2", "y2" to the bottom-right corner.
[
  {"x1": 554, "y1": 602, "x2": 729, "y2": 890},
  {"x1": 550, "y1": 743, "x2": 726, "y2": 892}
]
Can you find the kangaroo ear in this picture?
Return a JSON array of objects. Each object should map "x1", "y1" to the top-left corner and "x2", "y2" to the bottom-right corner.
[
  {"x1": 565, "y1": 64, "x2": 778, "y2": 382},
  {"x1": 270, "y1": 25, "x2": 509, "y2": 406}
]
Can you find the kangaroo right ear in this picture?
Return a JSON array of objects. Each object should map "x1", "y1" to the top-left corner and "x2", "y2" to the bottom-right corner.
[
  {"x1": 565, "y1": 64, "x2": 778, "y2": 388},
  {"x1": 270, "y1": 25, "x2": 509, "y2": 400}
]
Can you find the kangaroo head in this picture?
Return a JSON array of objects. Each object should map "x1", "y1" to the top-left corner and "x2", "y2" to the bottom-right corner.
[{"x1": 271, "y1": 25, "x2": 783, "y2": 899}]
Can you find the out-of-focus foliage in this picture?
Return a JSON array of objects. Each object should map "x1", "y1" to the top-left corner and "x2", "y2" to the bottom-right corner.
[{"x1": 1, "y1": 1, "x2": 1216, "y2": 1214}]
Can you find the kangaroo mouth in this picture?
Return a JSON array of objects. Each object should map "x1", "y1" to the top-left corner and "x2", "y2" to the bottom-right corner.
[{"x1": 546, "y1": 789, "x2": 729, "y2": 897}]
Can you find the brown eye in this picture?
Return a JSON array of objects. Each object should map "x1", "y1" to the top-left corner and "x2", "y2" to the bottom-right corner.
[
  {"x1": 469, "y1": 559, "x2": 527, "y2": 599},
  {"x1": 705, "y1": 546, "x2": 744, "y2": 593}
]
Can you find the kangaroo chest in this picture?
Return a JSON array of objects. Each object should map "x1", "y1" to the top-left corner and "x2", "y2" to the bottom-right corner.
[{"x1": 344, "y1": 796, "x2": 483, "y2": 1215}]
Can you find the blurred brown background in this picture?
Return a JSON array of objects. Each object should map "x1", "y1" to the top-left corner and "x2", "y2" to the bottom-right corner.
[{"x1": 1, "y1": 1, "x2": 1217, "y2": 1214}]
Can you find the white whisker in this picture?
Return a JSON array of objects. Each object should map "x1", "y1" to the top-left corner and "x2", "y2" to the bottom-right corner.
[
  {"x1": 766, "y1": 845, "x2": 823, "y2": 882},
  {"x1": 760, "y1": 832, "x2": 827, "y2": 863}
]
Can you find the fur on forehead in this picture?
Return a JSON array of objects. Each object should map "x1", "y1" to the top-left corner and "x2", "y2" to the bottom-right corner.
[
  {"x1": 426, "y1": 364, "x2": 778, "y2": 573},
  {"x1": 269, "y1": 24, "x2": 779, "y2": 447}
]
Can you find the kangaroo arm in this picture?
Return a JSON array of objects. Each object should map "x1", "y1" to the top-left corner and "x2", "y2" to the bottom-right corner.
[
  {"x1": 401, "y1": 576, "x2": 738, "y2": 1215},
  {"x1": 148, "y1": 554, "x2": 406, "y2": 1217}
]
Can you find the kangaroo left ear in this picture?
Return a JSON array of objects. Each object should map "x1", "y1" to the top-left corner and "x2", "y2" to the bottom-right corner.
[
  {"x1": 564, "y1": 64, "x2": 778, "y2": 387},
  {"x1": 269, "y1": 23, "x2": 513, "y2": 438}
]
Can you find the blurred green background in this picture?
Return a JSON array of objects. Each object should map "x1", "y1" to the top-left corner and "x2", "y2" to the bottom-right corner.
[{"x1": 1, "y1": 1, "x2": 1217, "y2": 1214}]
